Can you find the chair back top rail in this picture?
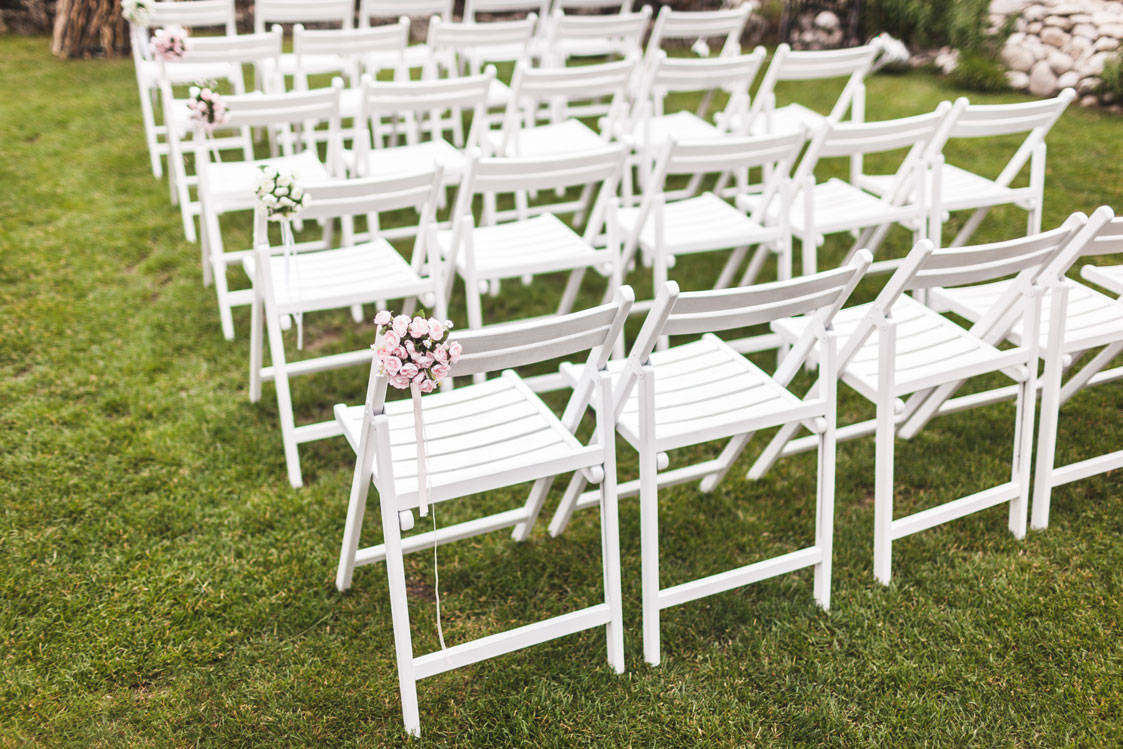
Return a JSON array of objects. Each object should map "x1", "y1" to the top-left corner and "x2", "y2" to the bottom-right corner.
[
  {"x1": 142, "y1": 0, "x2": 235, "y2": 30},
  {"x1": 465, "y1": 0, "x2": 551, "y2": 19},
  {"x1": 427, "y1": 15, "x2": 539, "y2": 49},
  {"x1": 948, "y1": 90, "x2": 1076, "y2": 139},
  {"x1": 549, "y1": 6, "x2": 650, "y2": 40},
  {"x1": 645, "y1": 49, "x2": 766, "y2": 94},
  {"x1": 648, "y1": 5, "x2": 752, "y2": 41},
  {"x1": 220, "y1": 80, "x2": 342, "y2": 127},
  {"x1": 462, "y1": 146, "x2": 626, "y2": 196},
  {"x1": 361, "y1": 0, "x2": 453, "y2": 22},
  {"x1": 555, "y1": 0, "x2": 633, "y2": 10},
  {"x1": 168, "y1": 28, "x2": 282, "y2": 66},
  {"x1": 255, "y1": 0, "x2": 354, "y2": 29},
  {"x1": 290, "y1": 170, "x2": 445, "y2": 222},
  {"x1": 450, "y1": 286, "x2": 634, "y2": 380},
  {"x1": 511, "y1": 56, "x2": 636, "y2": 99},
  {"x1": 359, "y1": 69, "x2": 495, "y2": 114},
  {"x1": 766, "y1": 43, "x2": 878, "y2": 81},
  {"x1": 1084, "y1": 215, "x2": 1123, "y2": 259},
  {"x1": 815, "y1": 107, "x2": 949, "y2": 159},
  {"x1": 294, "y1": 20, "x2": 410, "y2": 57}
]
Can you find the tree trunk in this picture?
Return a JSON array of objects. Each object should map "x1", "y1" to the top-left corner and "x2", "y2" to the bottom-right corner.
[{"x1": 51, "y1": 0, "x2": 130, "y2": 58}]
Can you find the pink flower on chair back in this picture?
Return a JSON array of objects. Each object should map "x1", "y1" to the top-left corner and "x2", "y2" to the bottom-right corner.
[
  {"x1": 187, "y1": 80, "x2": 228, "y2": 132},
  {"x1": 149, "y1": 25, "x2": 187, "y2": 62},
  {"x1": 373, "y1": 310, "x2": 456, "y2": 392}
]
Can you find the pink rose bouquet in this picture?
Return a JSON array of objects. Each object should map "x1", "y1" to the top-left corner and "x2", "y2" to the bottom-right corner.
[
  {"x1": 187, "y1": 80, "x2": 228, "y2": 131},
  {"x1": 372, "y1": 309, "x2": 459, "y2": 392},
  {"x1": 149, "y1": 25, "x2": 187, "y2": 62}
]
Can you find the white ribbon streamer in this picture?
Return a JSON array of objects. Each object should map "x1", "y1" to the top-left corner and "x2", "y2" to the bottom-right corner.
[{"x1": 280, "y1": 220, "x2": 303, "y2": 349}]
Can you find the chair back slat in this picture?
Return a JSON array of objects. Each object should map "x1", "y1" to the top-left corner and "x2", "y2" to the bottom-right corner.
[
  {"x1": 650, "y1": 5, "x2": 751, "y2": 40},
  {"x1": 427, "y1": 15, "x2": 538, "y2": 54},
  {"x1": 769, "y1": 44, "x2": 877, "y2": 81},
  {"x1": 912, "y1": 227, "x2": 1075, "y2": 290},
  {"x1": 662, "y1": 264, "x2": 868, "y2": 337},
  {"x1": 949, "y1": 91, "x2": 1075, "y2": 139},
  {"x1": 646, "y1": 50, "x2": 765, "y2": 94},
  {"x1": 172, "y1": 29, "x2": 282, "y2": 66},
  {"x1": 466, "y1": 146, "x2": 626, "y2": 194},
  {"x1": 664, "y1": 131, "x2": 805, "y2": 175},
  {"x1": 361, "y1": 0, "x2": 452, "y2": 20},
  {"x1": 1086, "y1": 215, "x2": 1123, "y2": 257},
  {"x1": 255, "y1": 0, "x2": 353, "y2": 29},
  {"x1": 550, "y1": 6, "x2": 649, "y2": 42},
  {"x1": 556, "y1": 0, "x2": 633, "y2": 9},
  {"x1": 360, "y1": 70, "x2": 494, "y2": 114},
  {"x1": 512, "y1": 57, "x2": 636, "y2": 99},
  {"x1": 295, "y1": 170, "x2": 444, "y2": 221},
  {"x1": 449, "y1": 290, "x2": 632, "y2": 378},
  {"x1": 816, "y1": 109, "x2": 948, "y2": 158},
  {"x1": 221, "y1": 84, "x2": 341, "y2": 128},
  {"x1": 295, "y1": 20, "x2": 409, "y2": 57},
  {"x1": 143, "y1": 0, "x2": 235, "y2": 30},
  {"x1": 465, "y1": 0, "x2": 549, "y2": 17}
]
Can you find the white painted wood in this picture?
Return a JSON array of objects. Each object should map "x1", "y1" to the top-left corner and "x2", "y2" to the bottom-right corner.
[{"x1": 334, "y1": 292, "x2": 632, "y2": 736}]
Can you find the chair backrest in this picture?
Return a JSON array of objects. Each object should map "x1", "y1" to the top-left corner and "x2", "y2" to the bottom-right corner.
[
  {"x1": 618, "y1": 251, "x2": 872, "y2": 417},
  {"x1": 451, "y1": 145, "x2": 627, "y2": 248},
  {"x1": 497, "y1": 57, "x2": 636, "y2": 151},
  {"x1": 135, "y1": 0, "x2": 236, "y2": 34},
  {"x1": 544, "y1": 6, "x2": 650, "y2": 59},
  {"x1": 253, "y1": 170, "x2": 447, "y2": 313},
  {"x1": 156, "y1": 28, "x2": 283, "y2": 87},
  {"x1": 747, "y1": 43, "x2": 877, "y2": 128},
  {"x1": 1079, "y1": 214, "x2": 1123, "y2": 262},
  {"x1": 464, "y1": 0, "x2": 551, "y2": 21},
  {"x1": 554, "y1": 0, "x2": 633, "y2": 11},
  {"x1": 196, "y1": 82, "x2": 345, "y2": 182},
  {"x1": 293, "y1": 20, "x2": 410, "y2": 87},
  {"x1": 632, "y1": 48, "x2": 766, "y2": 126},
  {"x1": 936, "y1": 89, "x2": 1075, "y2": 188},
  {"x1": 359, "y1": 0, "x2": 453, "y2": 25},
  {"x1": 644, "y1": 5, "x2": 751, "y2": 59},
  {"x1": 254, "y1": 0, "x2": 353, "y2": 33},
  {"x1": 792, "y1": 105, "x2": 952, "y2": 197},
  {"x1": 354, "y1": 69, "x2": 496, "y2": 170},
  {"x1": 425, "y1": 15, "x2": 539, "y2": 69}
]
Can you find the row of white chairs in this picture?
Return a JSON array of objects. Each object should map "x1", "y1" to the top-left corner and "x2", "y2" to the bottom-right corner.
[{"x1": 327, "y1": 207, "x2": 1123, "y2": 736}]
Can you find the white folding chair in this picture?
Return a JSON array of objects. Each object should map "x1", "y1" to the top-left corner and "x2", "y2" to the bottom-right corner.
[
  {"x1": 358, "y1": 0, "x2": 453, "y2": 71},
  {"x1": 536, "y1": 6, "x2": 649, "y2": 65},
  {"x1": 246, "y1": 170, "x2": 447, "y2": 487},
  {"x1": 746, "y1": 44, "x2": 877, "y2": 138},
  {"x1": 196, "y1": 82, "x2": 344, "y2": 340},
  {"x1": 858, "y1": 91, "x2": 1075, "y2": 248},
  {"x1": 738, "y1": 105, "x2": 954, "y2": 276},
  {"x1": 254, "y1": 0, "x2": 354, "y2": 84},
  {"x1": 559, "y1": 257, "x2": 871, "y2": 664},
  {"x1": 616, "y1": 131, "x2": 805, "y2": 303},
  {"x1": 439, "y1": 146, "x2": 627, "y2": 331},
  {"x1": 920, "y1": 209, "x2": 1123, "y2": 530},
  {"x1": 487, "y1": 57, "x2": 636, "y2": 158},
  {"x1": 348, "y1": 69, "x2": 495, "y2": 205},
  {"x1": 759, "y1": 235, "x2": 1073, "y2": 584},
  {"x1": 157, "y1": 29, "x2": 284, "y2": 242},
  {"x1": 127, "y1": 0, "x2": 237, "y2": 178},
  {"x1": 334, "y1": 288, "x2": 634, "y2": 736},
  {"x1": 424, "y1": 15, "x2": 539, "y2": 135}
]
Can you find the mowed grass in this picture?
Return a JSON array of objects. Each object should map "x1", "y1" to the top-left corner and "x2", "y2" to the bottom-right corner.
[{"x1": 2, "y1": 34, "x2": 1123, "y2": 746}]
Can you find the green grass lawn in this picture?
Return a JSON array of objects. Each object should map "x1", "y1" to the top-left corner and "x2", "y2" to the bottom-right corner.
[{"x1": 3, "y1": 35, "x2": 1123, "y2": 746}]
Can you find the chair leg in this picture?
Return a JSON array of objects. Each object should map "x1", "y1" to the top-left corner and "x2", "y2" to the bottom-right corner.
[
  {"x1": 511, "y1": 476, "x2": 554, "y2": 542},
  {"x1": 138, "y1": 83, "x2": 163, "y2": 178},
  {"x1": 557, "y1": 269, "x2": 586, "y2": 317},
  {"x1": 801, "y1": 230, "x2": 817, "y2": 276},
  {"x1": 548, "y1": 471, "x2": 589, "y2": 537},
  {"x1": 337, "y1": 429, "x2": 376, "y2": 592},
  {"x1": 266, "y1": 316, "x2": 302, "y2": 488},
  {"x1": 814, "y1": 344, "x2": 837, "y2": 608},
  {"x1": 873, "y1": 391, "x2": 895, "y2": 586},
  {"x1": 1031, "y1": 346, "x2": 1065, "y2": 530},
  {"x1": 213, "y1": 254, "x2": 237, "y2": 341},
  {"x1": 383, "y1": 516, "x2": 421, "y2": 737},
  {"x1": 950, "y1": 207, "x2": 989, "y2": 248},
  {"x1": 714, "y1": 246, "x2": 748, "y2": 290},
  {"x1": 597, "y1": 373, "x2": 625, "y2": 674},
  {"x1": 249, "y1": 288, "x2": 264, "y2": 403},
  {"x1": 738, "y1": 245, "x2": 770, "y2": 287},
  {"x1": 638, "y1": 369, "x2": 661, "y2": 666},
  {"x1": 699, "y1": 431, "x2": 753, "y2": 493},
  {"x1": 1008, "y1": 378, "x2": 1032, "y2": 539}
]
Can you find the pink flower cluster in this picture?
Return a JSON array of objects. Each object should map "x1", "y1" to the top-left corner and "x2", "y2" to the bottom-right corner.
[
  {"x1": 373, "y1": 310, "x2": 461, "y2": 393},
  {"x1": 149, "y1": 25, "x2": 187, "y2": 62},
  {"x1": 187, "y1": 81, "x2": 228, "y2": 131}
]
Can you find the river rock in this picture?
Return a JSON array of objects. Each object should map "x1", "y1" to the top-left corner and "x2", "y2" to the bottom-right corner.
[{"x1": 1029, "y1": 59, "x2": 1060, "y2": 94}]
